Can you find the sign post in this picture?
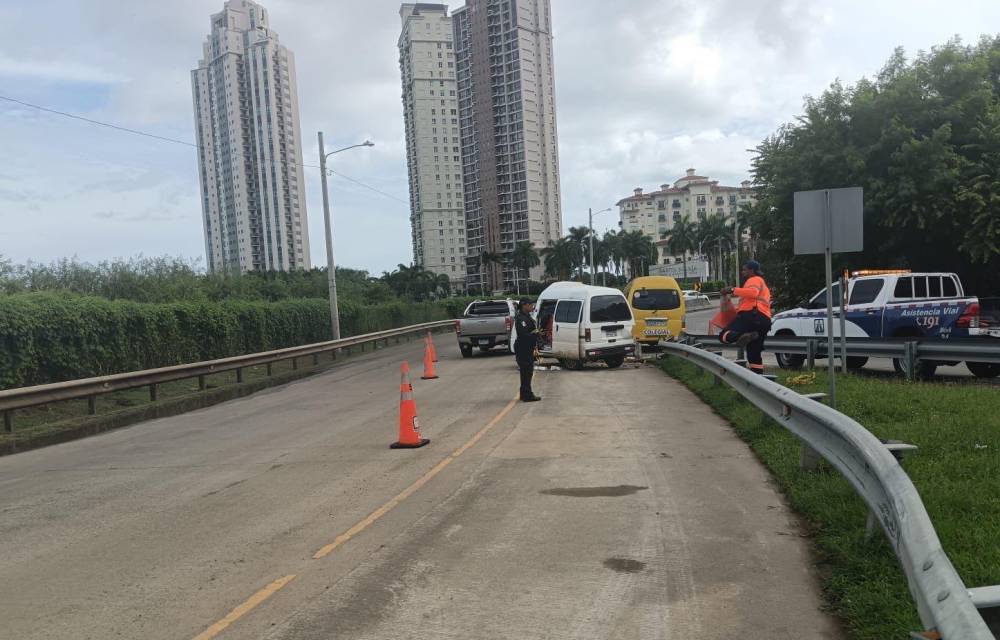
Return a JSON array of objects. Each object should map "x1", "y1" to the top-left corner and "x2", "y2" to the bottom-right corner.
[{"x1": 793, "y1": 187, "x2": 863, "y2": 408}]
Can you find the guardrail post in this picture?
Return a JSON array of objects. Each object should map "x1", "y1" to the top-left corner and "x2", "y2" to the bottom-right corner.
[
  {"x1": 236, "y1": 368, "x2": 244, "y2": 384},
  {"x1": 265, "y1": 364, "x2": 272, "y2": 377},
  {"x1": 292, "y1": 358, "x2": 298, "y2": 371},
  {"x1": 87, "y1": 396, "x2": 97, "y2": 415},
  {"x1": 737, "y1": 346, "x2": 746, "y2": 362},
  {"x1": 149, "y1": 384, "x2": 158, "y2": 402},
  {"x1": 905, "y1": 341, "x2": 917, "y2": 381},
  {"x1": 198, "y1": 375, "x2": 206, "y2": 390},
  {"x1": 807, "y1": 339, "x2": 817, "y2": 369},
  {"x1": 3, "y1": 410, "x2": 12, "y2": 433},
  {"x1": 312, "y1": 354, "x2": 319, "y2": 366}
]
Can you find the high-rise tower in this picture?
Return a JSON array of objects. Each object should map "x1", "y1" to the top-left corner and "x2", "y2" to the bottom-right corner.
[
  {"x1": 398, "y1": 4, "x2": 467, "y2": 286},
  {"x1": 191, "y1": 0, "x2": 310, "y2": 273},
  {"x1": 453, "y1": 0, "x2": 562, "y2": 292}
]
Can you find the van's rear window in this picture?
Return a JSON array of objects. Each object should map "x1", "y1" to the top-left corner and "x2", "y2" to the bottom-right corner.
[
  {"x1": 631, "y1": 289, "x2": 680, "y2": 311},
  {"x1": 590, "y1": 295, "x2": 632, "y2": 322}
]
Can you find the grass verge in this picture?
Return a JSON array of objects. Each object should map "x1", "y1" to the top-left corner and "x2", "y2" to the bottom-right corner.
[{"x1": 657, "y1": 356, "x2": 1000, "y2": 639}]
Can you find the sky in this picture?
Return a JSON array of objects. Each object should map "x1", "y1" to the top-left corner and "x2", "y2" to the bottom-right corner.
[{"x1": 2, "y1": 0, "x2": 1000, "y2": 276}]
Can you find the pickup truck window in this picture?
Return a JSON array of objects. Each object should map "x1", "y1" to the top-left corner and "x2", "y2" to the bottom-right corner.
[
  {"x1": 467, "y1": 302, "x2": 510, "y2": 316},
  {"x1": 809, "y1": 282, "x2": 841, "y2": 308},
  {"x1": 943, "y1": 277, "x2": 958, "y2": 297},
  {"x1": 849, "y1": 279, "x2": 884, "y2": 305},
  {"x1": 555, "y1": 300, "x2": 582, "y2": 323},
  {"x1": 590, "y1": 295, "x2": 632, "y2": 322},
  {"x1": 929, "y1": 276, "x2": 942, "y2": 298},
  {"x1": 894, "y1": 277, "x2": 913, "y2": 298}
]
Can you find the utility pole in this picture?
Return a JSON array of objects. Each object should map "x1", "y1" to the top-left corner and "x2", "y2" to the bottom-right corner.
[
  {"x1": 317, "y1": 132, "x2": 374, "y2": 340},
  {"x1": 318, "y1": 131, "x2": 339, "y2": 340}
]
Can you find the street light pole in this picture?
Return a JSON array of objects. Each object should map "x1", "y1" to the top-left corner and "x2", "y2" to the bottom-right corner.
[
  {"x1": 317, "y1": 132, "x2": 374, "y2": 340},
  {"x1": 588, "y1": 206, "x2": 612, "y2": 285}
]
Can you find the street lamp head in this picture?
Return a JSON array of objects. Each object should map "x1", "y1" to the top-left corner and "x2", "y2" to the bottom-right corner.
[{"x1": 363, "y1": 140, "x2": 375, "y2": 147}]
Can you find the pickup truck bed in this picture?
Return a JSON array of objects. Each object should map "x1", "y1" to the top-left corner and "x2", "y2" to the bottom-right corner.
[{"x1": 456, "y1": 300, "x2": 515, "y2": 357}]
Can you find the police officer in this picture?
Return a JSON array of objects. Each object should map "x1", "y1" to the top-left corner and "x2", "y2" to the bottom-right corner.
[
  {"x1": 514, "y1": 298, "x2": 541, "y2": 402},
  {"x1": 720, "y1": 260, "x2": 773, "y2": 374}
]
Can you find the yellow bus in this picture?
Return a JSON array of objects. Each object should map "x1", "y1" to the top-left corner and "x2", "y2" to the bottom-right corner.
[{"x1": 624, "y1": 276, "x2": 686, "y2": 347}]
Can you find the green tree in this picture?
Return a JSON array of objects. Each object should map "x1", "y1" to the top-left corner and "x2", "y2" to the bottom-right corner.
[
  {"x1": 748, "y1": 37, "x2": 1000, "y2": 305},
  {"x1": 511, "y1": 241, "x2": 540, "y2": 294},
  {"x1": 541, "y1": 238, "x2": 576, "y2": 280},
  {"x1": 665, "y1": 215, "x2": 698, "y2": 280}
]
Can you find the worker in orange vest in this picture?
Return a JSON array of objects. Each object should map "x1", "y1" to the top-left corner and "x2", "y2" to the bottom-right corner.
[{"x1": 719, "y1": 260, "x2": 772, "y2": 374}]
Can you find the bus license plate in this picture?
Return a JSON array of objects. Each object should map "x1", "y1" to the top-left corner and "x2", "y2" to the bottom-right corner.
[{"x1": 644, "y1": 329, "x2": 671, "y2": 336}]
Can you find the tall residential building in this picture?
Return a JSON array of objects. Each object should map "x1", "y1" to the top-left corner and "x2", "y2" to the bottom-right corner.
[
  {"x1": 453, "y1": 0, "x2": 562, "y2": 293},
  {"x1": 616, "y1": 168, "x2": 756, "y2": 267},
  {"x1": 398, "y1": 4, "x2": 467, "y2": 286},
  {"x1": 191, "y1": 0, "x2": 310, "y2": 273}
]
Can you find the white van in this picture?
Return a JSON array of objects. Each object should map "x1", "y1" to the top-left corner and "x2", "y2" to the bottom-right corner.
[{"x1": 532, "y1": 282, "x2": 636, "y2": 369}]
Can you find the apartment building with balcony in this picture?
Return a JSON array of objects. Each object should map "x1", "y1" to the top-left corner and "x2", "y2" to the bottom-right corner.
[
  {"x1": 191, "y1": 0, "x2": 309, "y2": 273},
  {"x1": 453, "y1": 0, "x2": 562, "y2": 292},
  {"x1": 399, "y1": 4, "x2": 467, "y2": 286},
  {"x1": 616, "y1": 169, "x2": 756, "y2": 266}
]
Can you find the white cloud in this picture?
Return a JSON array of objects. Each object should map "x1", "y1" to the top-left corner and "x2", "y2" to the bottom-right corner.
[
  {"x1": 0, "y1": 56, "x2": 128, "y2": 84},
  {"x1": 3, "y1": 0, "x2": 1000, "y2": 273}
]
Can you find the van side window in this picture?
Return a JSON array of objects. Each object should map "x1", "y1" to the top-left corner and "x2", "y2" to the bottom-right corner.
[
  {"x1": 943, "y1": 277, "x2": 958, "y2": 297},
  {"x1": 894, "y1": 277, "x2": 912, "y2": 298},
  {"x1": 554, "y1": 300, "x2": 582, "y2": 323},
  {"x1": 590, "y1": 295, "x2": 632, "y2": 322},
  {"x1": 914, "y1": 277, "x2": 927, "y2": 298}
]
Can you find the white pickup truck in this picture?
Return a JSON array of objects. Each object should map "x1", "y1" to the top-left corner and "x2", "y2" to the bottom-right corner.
[
  {"x1": 769, "y1": 270, "x2": 998, "y2": 378},
  {"x1": 455, "y1": 299, "x2": 516, "y2": 358}
]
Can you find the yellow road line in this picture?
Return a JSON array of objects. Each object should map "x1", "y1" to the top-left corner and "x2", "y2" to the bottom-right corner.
[
  {"x1": 192, "y1": 574, "x2": 296, "y2": 640},
  {"x1": 313, "y1": 395, "x2": 519, "y2": 560}
]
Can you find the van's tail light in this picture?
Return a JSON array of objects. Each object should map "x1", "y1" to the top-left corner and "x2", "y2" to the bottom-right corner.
[
  {"x1": 585, "y1": 328, "x2": 592, "y2": 342},
  {"x1": 504, "y1": 316, "x2": 513, "y2": 333},
  {"x1": 455, "y1": 320, "x2": 462, "y2": 335},
  {"x1": 957, "y1": 302, "x2": 980, "y2": 328}
]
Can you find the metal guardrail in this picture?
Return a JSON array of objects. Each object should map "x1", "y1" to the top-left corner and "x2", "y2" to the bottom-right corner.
[
  {"x1": 686, "y1": 333, "x2": 1000, "y2": 369},
  {"x1": 0, "y1": 320, "x2": 455, "y2": 432},
  {"x1": 660, "y1": 341, "x2": 998, "y2": 639}
]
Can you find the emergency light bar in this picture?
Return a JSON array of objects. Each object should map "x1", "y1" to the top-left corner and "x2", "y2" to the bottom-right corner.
[{"x1": 849, "y1": 269, "x2": 911, "y2": 277}]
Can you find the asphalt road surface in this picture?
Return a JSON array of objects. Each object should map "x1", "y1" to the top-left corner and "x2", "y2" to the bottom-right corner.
[
  {"x1": 684, "y1": 304, "x2": 982, "y2": 380},
  {"x1": 0, "y1": 338, "x2": 840, "y2": 639}
]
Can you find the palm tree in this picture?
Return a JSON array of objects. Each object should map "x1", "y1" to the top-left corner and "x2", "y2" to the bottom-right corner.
[
  {"x1": 603, "y1": 230, "x2": 624, "y2": 279},
  {"x1": 511, "y1": 241, "x2": 540, "y2": 294},
  {"x1": 665, "y1": 214, "x2": 698, "y2": 281},
  {"x1": 696, "y1": 215, "x2": 734, "y2": 282},
  {"x1": 619, "y1": 230, "x2": 657, "y2": 278},
  {"x1": 566, "y1": 226, "x2": 591, "y2": 279},
  {"x1": 541, "y1": 238, "x2": 575, "y2": 281},
  {"x1": 479, "y1": 251, "x2": 502, "y2": 294}
]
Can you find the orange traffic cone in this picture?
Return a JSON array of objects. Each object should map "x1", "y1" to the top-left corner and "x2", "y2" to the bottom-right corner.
[
  {"x1": 392, "y1": 362, "x2": 430, "y2": 449},
  {"x1": 426, "y1": 331, "x2": 439, "y2": 362},
  {"x1": 421, "y1": 341, "x2": 439, "y2": 380}
]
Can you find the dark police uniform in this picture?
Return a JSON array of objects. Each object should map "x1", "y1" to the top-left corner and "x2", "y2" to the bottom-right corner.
[{"x1": 514, "y1": 309, "x2": 539, "y2": 401}]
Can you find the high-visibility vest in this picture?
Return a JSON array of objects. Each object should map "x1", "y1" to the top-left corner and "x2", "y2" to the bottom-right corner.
[{"x1": 733, "y1": 275, "x2": 772, "y2": 318}]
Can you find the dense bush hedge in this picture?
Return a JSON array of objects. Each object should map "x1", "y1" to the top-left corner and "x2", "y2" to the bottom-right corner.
[{"x1": 0, "y1": 294, "x2": 474, "y2": 390}]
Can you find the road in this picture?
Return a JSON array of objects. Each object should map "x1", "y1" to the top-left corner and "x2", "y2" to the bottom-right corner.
[
  {"x1": 0, "y1": 338, "x2": 840, "y2": 639},
  {"x1": 684, "y1": 304, "x2": 980, "y2": 380}
]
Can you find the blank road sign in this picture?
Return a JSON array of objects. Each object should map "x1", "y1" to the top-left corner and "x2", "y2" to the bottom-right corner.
[{"x1": 793, "y1": 187, "x2": 863, "y2": 255}]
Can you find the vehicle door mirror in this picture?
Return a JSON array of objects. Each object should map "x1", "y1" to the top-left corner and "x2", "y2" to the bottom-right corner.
[{"x1": 798, "y1": 299, "x2": 809, "y2": 309}]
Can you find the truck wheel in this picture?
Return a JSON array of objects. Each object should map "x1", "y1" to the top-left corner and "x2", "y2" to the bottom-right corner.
[
  {"x1": 460, "y1": 344, "x2": 473, "y2": 358},
  {"x1": 773, "y1": 331, "x2": 805, "y2": 370},
  {"x1": 846, "y1": 357, "x2": 869, "y2": 370},
  {"x1": 558, "y1": 358, "x2": 584, "y2": 371},
  {"x1": 967, "y1": 362, "x2": 1000, "y2": 378},
  {"x1": 604, "y1": 357, "x2": 625, "y2": 369}
]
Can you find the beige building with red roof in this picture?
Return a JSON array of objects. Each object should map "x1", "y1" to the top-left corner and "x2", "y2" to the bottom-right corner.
[{"x1": 616, "y1": 168, "x2": 755, "y2": 269}]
